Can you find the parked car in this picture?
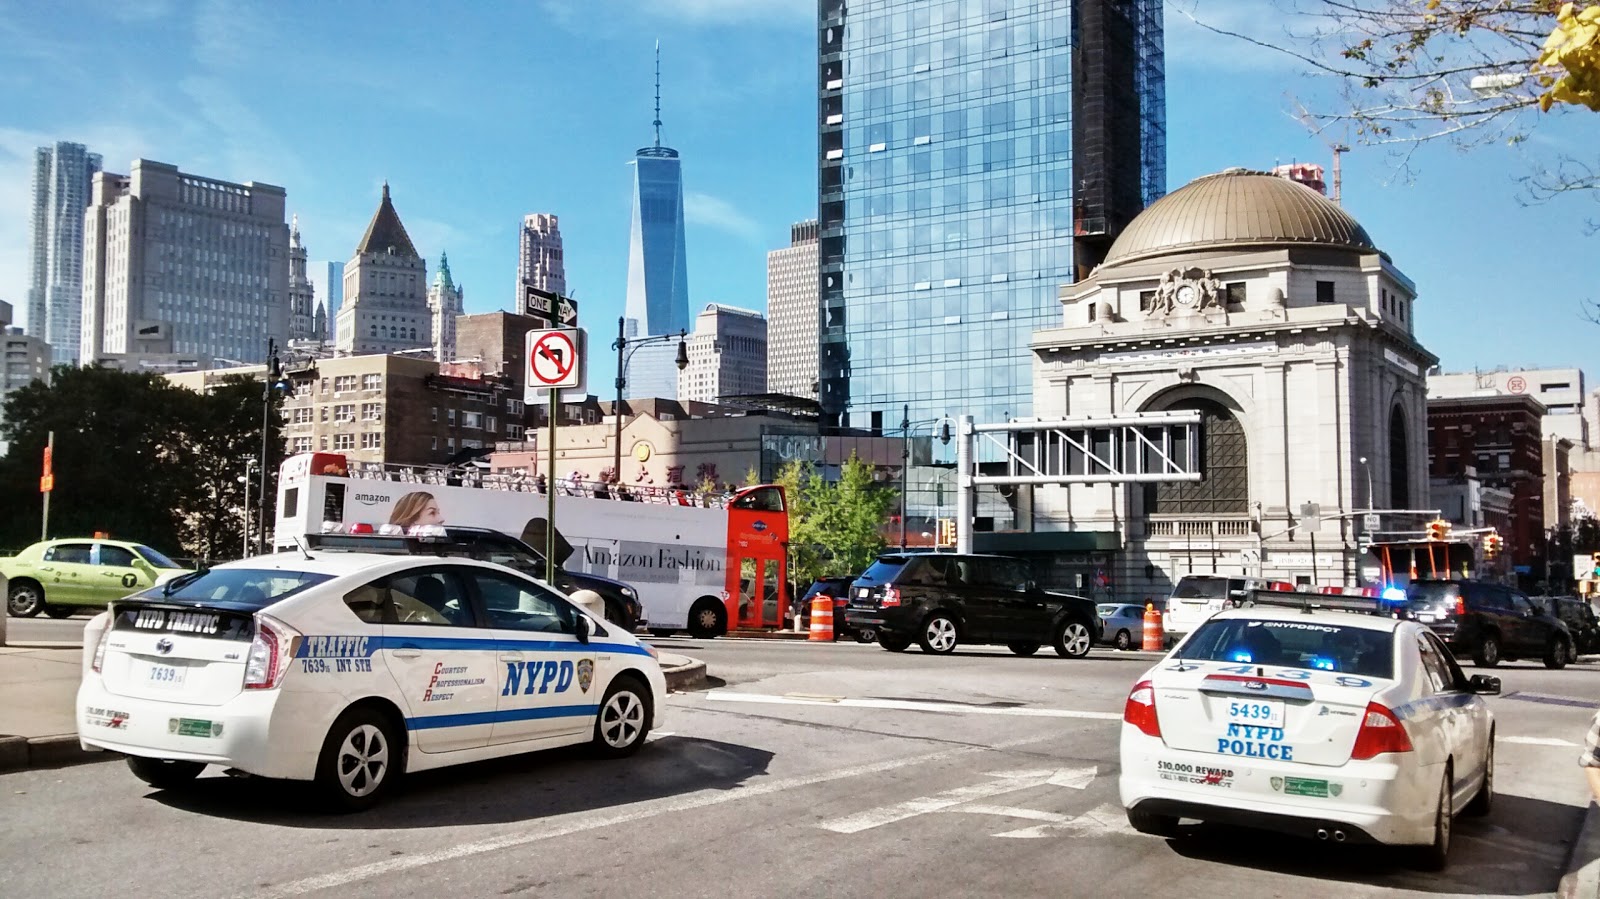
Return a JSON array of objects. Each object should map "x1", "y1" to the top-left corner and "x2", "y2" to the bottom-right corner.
[
  {"x1": 2, "y1": 538, "x2": 188, "y2": 618},
  {"x1": 844, "y1": 552, "x2": 1101, "y2": 657},
  {"x1": 302, "y1": 527, "x2": 646, "y2": 631},
  {"x1": 1535, "y1": 595, "x2": 1600, "y2": 655},
  {"x1": 1098, "y1": 602, "x2": 1159, "y2": 650},
  {"x1": 1405, "y1": 579, "x2": 1575, "y2": 668}
]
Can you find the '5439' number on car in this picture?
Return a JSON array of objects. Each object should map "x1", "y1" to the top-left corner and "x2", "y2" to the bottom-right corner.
[{"x1": 1224, "y1": 699, "x2": 1284, "y2": 728}]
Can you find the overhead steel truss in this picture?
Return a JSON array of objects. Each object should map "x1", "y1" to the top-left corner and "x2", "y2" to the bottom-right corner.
[{"x1": 954, "y1": 411, "x2": 1205, "y2": 553}]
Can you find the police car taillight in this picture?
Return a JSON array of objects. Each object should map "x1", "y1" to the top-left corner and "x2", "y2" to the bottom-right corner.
[
  {"x1": 1350, "y1": 701, "x2": 1413, "y2": 759},
  {"x1": 881, "y1": 585, "x2": 901, "y2": 607},
  {"x1": 244, "y1": 617, "x2": 302, "y2": 690},
  {"x1": 91, "y1": 624, "x2": 110, "y2": 673},
  {"x1": 1123, "y1": 680, "x2": 1161, "y2": 737}
]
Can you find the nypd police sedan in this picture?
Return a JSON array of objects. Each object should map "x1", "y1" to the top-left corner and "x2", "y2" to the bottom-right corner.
[
  {"x1": 76, "y1": 552, "x2": 666, "y2": 810},
  {"x1": 1118, "y1": 597, "x2": 1498, "y2": 870}
]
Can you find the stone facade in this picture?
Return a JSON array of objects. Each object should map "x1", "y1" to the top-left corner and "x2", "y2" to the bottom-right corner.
[
  {"x1": 679, "y1": 304, "x2": 767, "y2": 404},
  {"x1": 335, "y1": 184, "x2": 430, "y2": 356},
  {"x1": 765, "y1": 220, "x2": 819, "y2": 399},
  {"x1": 288, "y1": 216, "x2": 316, "y2": 341},
  {"x1": 1027, "y1": 170, "x2": 1436, "y2": 598},
  {"x1": 428, "y1": 253, "x2": 464, "y2": 363}
]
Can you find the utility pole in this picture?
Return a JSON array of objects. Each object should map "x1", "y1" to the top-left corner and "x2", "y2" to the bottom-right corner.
[
  {"x1": 40, "y1": 431, "x2": 54, "y2": 541},
  {"x1": 257, "y1": 338, "x2": 279, "y2": 557},
  {"x1": 900, "y1": 404, "x2": 910, "y2": 551}
]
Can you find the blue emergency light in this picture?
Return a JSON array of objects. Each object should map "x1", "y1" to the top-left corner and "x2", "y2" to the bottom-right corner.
[{"x1": 1381, "y1": 587, "x2": 1407, "y2": 604}]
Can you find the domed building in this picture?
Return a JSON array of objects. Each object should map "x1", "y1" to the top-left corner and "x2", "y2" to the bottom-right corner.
[{"x1": 1026, "y1": 168, "x2": 1436, "y2": 596}]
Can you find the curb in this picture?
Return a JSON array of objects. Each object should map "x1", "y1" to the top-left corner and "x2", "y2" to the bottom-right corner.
[
  {"x1": 662, "y1": 656, "x2": 708, "y2": 692},
  {"x1": 0, "y1": 734, "x2": 113, "y2": 774},
  {"x1": 1560, "y1": 800, "x2": 1600, "y2": 899}
]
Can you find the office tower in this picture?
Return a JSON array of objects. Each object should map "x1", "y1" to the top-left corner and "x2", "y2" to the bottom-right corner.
[
  {"x1": 816, "y1": 0, "x2": 1166, "y2": 429},
  {"x1": 623, "y1": 43, "x2": 691, "y2": 400},
  {"x1": 81, "y1": 159, "x2": 289, "y2": 364},
  {"x1": 311, "y1": 261, "x2": 345, "y2": 342},
  {"x1": 27, "y1": 141, "x2": 101, "y2": 364},
  {"x1": 765, "y1": 220, "x2": 820, "y2": 399},
  {"x1": 335, "y1": 183, "x2": 430, "y2": 356},
  {"x1": 679, "y1": 304, "x2": 767, "y2": 404},
  {"x1": 518, "y1": 213, "x2": 567, "y2": 297},
  {"x1": 429, "y1": 252, "x2": 465, "y2": 362},
  {"x1": 288, "y1": 215, "x2": 316, "y2": 341}
]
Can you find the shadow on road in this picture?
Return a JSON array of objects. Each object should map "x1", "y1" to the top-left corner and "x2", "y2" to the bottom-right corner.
[
  {"x1": 144, "y1": 735, "x2": 773, "y2": 828},
  {"x1": 1164, "y1": 793, "x2": 1583, "y2": 895}
]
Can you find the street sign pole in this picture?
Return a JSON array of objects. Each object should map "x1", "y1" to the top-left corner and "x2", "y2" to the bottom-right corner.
[
  {"x1": 526, "y1": 327, "x2": 583, "y2": 584},
  {"x1": 40, "y1": 430, "x2": 53, "y2": 541},
  {"x1": 547, "y1": 387, "x2": 557, "y2": 583}
]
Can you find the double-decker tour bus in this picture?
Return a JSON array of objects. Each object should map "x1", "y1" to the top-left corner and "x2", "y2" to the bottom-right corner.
[{"x1": 272, "y1": 452, "x2": 790, "y2": 637}]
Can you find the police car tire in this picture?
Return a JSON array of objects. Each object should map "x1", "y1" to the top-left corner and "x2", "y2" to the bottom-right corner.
[
  {"x1": 126, "y1": 755, "x2": 206, "y2": 790},
  {"x1": 314, "y1": 706, "x2": 402, "y2": 812},
  {"x1": 1415, "y1": 766, "x2": 1452, "y2": 871},
  {"x1": 1543, "y1": 637, "x2": 1571, "y2": 670},
  {"x1": 1007, "y1": 641, "x2": 1041, "y2": 657},
  {"x1": 1465, "y1": 735, "x2": 1493, "y2": 817},
  {"x1": 1127, "y1": 807, "x2": 1179, "y2": 838},
  {"x1": 591, "y1": 676, "x2": 652, "y2": 759}
]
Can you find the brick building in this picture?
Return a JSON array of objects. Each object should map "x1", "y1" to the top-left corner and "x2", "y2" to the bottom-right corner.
[{"x1": 1426, "y1": 393, "x2": 1547, "y2": 573}]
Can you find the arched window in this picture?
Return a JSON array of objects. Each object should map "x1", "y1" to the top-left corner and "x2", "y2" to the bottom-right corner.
[
  {"x1": 1145, "y1": 398, "x2": 1248, "y2": 515},
  {"x1": 1389, "y1": 407, "x2": 1411, "y2": 510}
]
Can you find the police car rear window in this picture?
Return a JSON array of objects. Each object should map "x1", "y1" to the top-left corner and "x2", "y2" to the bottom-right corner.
[
  {"x1": 1175, "y1": 619, "x2": 1394, "y2": 679},
  {"x1": 133, "y1": 568, "x2": 332, "y2": 611}
]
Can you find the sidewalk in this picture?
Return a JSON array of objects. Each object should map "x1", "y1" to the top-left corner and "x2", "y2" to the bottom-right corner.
[{"x1": 0, "y1": 643, "x2": 91, "y2": 771}]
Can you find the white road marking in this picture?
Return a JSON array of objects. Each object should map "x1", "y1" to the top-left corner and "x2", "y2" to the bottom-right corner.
[
  {"x1": 704, "y1": 690, "x2": 1122, "y2": 721},
  {"x1": 1501, "y1": 735, "x2": 1579, "y2": 747},
  {"x1": 245, "y1": 733, "x2": 1051, "y2": 898},
  {"x1": 994, "y1": 802, "x2": 1133, "y2": 840},
  {"x1": 953, "y1": 805, "x2": 1071, "y2": 823},
  {"x1": 816, "y1": 766, "x2": 1097, "y2": 834},
  {"x1": 645, "y1": 731, "x2": 676, "y2": 742}
]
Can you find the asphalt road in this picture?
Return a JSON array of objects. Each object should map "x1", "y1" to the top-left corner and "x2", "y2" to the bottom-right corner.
[
  {"x1": 3, "y1": 612, "x2": 95, "y2": 645},
  {"x1": 1, "y1": 634, "x2": 1595, "y2": 898}
]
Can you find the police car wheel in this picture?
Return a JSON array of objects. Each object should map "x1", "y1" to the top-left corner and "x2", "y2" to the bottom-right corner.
[
  {"x1": 1127, "y1": 807, "x2": 1179, "y2": 838},
  {"x1": 315, "y1": 706, "x2": 401, "y2": 812},
  {"x1": 1054, "y1": 620, "x2": 1094, "y2": 659},
  {"x1": 1465, "y1": 734, "x2": 1493, "y2": 817},
  {"x1": 1415, "y1": 766, "x2": 1452, "y2": 871},
  {"x1": 6, "y1": 582, "x2": 43, "y2": 618},
  {"x1": 126, "y1": 755, "x2": 206, "y2": 790},
  {"x1": 592, "y1": 677, "x2": 652, "y2": 758}
]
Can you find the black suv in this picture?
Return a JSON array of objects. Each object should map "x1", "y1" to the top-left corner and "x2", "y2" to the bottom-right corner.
[
  {"x1": 302, "y1": 527, "x2": 645, "y2": 631},
  {"x1": 1406, "y1": 579, "x2": 1574, "y2": 669},
  {"x1": 1538, "y1": 595, "x2": 1600, "y2": 655},
  {"x1": 844, "y1": 552, "x2": 1101, "y2": 657}
]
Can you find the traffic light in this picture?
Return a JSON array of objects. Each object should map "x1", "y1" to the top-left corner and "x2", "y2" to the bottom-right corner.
[
  {"x1": 938, "y1": 518, "x2": 956, "y2": 546},
  {"x1": 1426, "y1": 519, "x2": 1451, "y2": 541},
  {"x1": 1483, "y1": 533, "x2": 1502, "y2": 559}
]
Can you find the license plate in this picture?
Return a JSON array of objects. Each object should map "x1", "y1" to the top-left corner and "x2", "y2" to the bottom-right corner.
[
  {"x1": 1419, "y1": 611, "x2": 1438, "y2": 622},
  {"x1": 857, "y1": 588, "x2": 869, "y2": 599},
  {"x1": 148, "y1": 664, "x2": 187, "y2": 689},
  {"x1": 1223, "y1": 699, "x2": 1284, "y2": 729}
]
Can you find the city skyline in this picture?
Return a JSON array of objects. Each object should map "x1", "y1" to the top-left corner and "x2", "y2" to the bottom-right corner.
[{"x1": 0, "y1": 2, "x2": 1596, "y2": 392}]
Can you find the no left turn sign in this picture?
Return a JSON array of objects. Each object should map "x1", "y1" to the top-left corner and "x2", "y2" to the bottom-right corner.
[{"x1": 527, "y1": 328, "x2": 580, "y2": 389}]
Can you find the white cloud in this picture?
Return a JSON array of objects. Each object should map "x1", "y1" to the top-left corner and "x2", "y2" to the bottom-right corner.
[{"x1": 684, "y1": 191, "x2": 764, "y2": 244}]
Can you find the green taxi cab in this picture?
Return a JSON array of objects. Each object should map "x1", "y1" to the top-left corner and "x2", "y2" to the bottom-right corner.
[{"x1": 3, "y1": 539, "x2": 189, "y2": 618}]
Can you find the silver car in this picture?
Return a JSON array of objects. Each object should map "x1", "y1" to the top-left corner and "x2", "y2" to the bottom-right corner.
[{"x1": 1097, "y1": 602, "x2": 1159, "y2": 650}]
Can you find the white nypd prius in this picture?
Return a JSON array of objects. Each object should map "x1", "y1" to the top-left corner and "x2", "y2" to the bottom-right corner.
[
  {"x1": 76, "y1": 551, "x2": 666, "y2": 810},
  {"x1": 1118, "y1": 592, "x2": 1498, "y2": 870}
]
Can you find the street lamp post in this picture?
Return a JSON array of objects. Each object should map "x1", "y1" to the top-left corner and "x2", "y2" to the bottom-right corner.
[
  {"x1": 612, "y1": 316, "x2": 688, "y2": 492},
  {"x1": 899, "y1": 406, "x2": 953, "y2": 551},
  {"x1": 257, "y1": 339, "x2": 285, "y2": 556},
  {"x1": 239, "y1": 459, "x2": 258, "y2": 559}
]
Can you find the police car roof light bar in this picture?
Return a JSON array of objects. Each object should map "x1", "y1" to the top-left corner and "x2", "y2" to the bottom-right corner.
[{"x1": 1244, "y1": 589, "x2": 1386, "y2": 616}]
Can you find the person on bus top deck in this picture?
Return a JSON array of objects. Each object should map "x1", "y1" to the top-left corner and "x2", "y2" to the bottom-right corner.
[{"x1": 390, "y1": 491, "x2": 444, "y2": 529}]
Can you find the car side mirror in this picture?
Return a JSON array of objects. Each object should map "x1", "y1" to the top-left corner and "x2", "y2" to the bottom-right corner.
[
  {"x1": 1468, "y1": 674, "x2": 1501, "y2": 695},
  {"x1": 574, "y1": 614, "x2": 592, "y2": 645}
]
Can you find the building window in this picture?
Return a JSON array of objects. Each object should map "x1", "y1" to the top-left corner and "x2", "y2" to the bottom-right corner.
[
  {"x1": 319, "y1": 435, "x2": 328, "y2": 450},
  {"x1": 1086, "y1": 301, "x2": 1097, "y2": 322},
  {"x1": 431, "y1": 406, "x2": 438, "y2": 422},
  {"x1": 1138, "y1": 290, "x2": 1155, "y2": 313},
  {"x1": 485, "y1": 416, "x2": 497, "y2": 433},
  {"x1": 431, "y1": 436, "x2": 438, "y2": 451},
  {"x1": 507, "y1": 398, "x2": 524, "y2": 415},
  {"x1": 293, "y1": 408, "x2": 314, "y2": 424},
  {"x1": 334, "y1": 374, "x2": 357, "y2": 392},
  {"x1": 507, "y1": 424, "x2": 524, "y2": 440},
  {"x1": 334, "y1": 404, "x2": 355, "y2": 422},
  {"x1": 1315, "y1": 281, "x2": 1335, "y2": 303},
  {"x1": 1225, "y1": 283, "x2": 1246, "y2": 306},
  {"x1": 291, "y1": 437, "x2": 313, "y2": 453},
  {"x1": 462, "y1": 411, "x2": 482, "y2": 429},
  {"x1": 361, "y1": 432, "x2": 382, "y2": 450},
  {"x1": 446, "y1": 437, "x2": 455, "y2": 452},
  {"x1": 447, "y1": 409, "x2": 457, "y2": 426},
  {"x1": 334, "y1": 433, "x2": 355, "y2": 450},
  {"x1": 1145, "y1": 398, "x2": 1248, "y2": 516},
  {"x1": 320, "y1": 406, "x2": 329, "y2": 422},
  {"x1": 320, "y1": 377, "x2": 328, "y2": 393},
  {"x1": 363, "y1": 373, "x2": 382, "y2": 390},
  {"x1": 361, "y1": 402, "x2": 382, "y2": 421}
]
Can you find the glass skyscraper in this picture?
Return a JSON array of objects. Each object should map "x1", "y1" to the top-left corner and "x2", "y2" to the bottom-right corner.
[
  {"x1": 817, "y1": 0, "x2": 1166, "y2": 431},
  {"x1": 623, "y1": 45, "x2": 692, "y2": 400},
  {"x1": 28, "y1": 141, "x2": 101, "y2": 366}
]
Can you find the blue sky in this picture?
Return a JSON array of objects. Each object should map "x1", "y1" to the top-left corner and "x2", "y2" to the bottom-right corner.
[{"x1": 1, "y1": 0, "x2": 1596, "y2": 391}]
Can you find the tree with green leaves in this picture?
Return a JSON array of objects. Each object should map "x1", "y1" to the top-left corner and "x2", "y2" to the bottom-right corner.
[
  {"x1": 0, "y1": 366, "x2": 284, "y2": 562},
  {"x1": 782, "y1": 453, "x2": 899, "y2": 586}
]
